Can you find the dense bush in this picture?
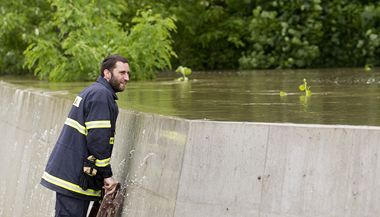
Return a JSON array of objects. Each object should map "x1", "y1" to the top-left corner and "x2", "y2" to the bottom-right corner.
[
  {"x1": 23, "y1": 0, "x2": 176, "y2": 81},
  {"x1": 121, "y1": 10, "x2": 176, "y2": 80},
  {"x1": 240, "y1": 0, "x2": 323, "y2": 69},
  {"x1": 133, "y1": 0, "x2": 252, "y2": 70},
  {"x1": 2, "y1": 0, "x2": 176, "y2": 81},
  {"x1": 0, "y1": 0, "x2": 50, "y2": 75},
  {"x1": 320, "y1": 1, "x2": 380, "y2": 67},
  {"x1": 240, "y1": 0, "x2": 380, "y2": 69},
  {"x1": 1, "y1": 0, "x2": 380, "y2": 80}
]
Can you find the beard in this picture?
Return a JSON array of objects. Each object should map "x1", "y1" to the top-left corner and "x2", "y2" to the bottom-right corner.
[{"x1": 109, "y1": 74, "x2": 125, "y2": 92}]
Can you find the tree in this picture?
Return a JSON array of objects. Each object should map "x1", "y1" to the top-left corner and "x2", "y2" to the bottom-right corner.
[
  {"x1": 23, "y1": 0, "x2": 176, "y2": 81},
  {"x1": 240, "y1": 0, "x2": 380, "y2": 69},
  {"x1": 125, "y1": 0, "x2": 252, "y2": 70},
  {"x1": 240, "y1": 0, "x2": 323, "y2": 69},
  {"x1": 0, "y1": 0, "x2": 50, "y2": 75}
]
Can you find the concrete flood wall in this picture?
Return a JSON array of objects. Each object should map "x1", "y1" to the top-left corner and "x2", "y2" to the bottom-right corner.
[{"x1": 1, "y1": 81, "x2": 380, "y2": 217}]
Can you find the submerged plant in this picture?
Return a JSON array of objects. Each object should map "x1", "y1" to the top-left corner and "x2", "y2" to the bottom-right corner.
[
  {"x1": 175, "y1": 66, "x2": 192, "y2": 81},
  {"x1": 299, "y1": 78, "x2": 312, "y2": 96},
  {"x1": 279, "y1": 91, "x2": 288, "y2": 97},
  {"x1": 364, "y1": 64, "x2": 373, "y2": 72}
]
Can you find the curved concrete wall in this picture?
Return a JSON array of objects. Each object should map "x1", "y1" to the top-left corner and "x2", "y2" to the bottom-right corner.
[{"x1": 1, "y1": 81, "x2": 380, "y2": 217}]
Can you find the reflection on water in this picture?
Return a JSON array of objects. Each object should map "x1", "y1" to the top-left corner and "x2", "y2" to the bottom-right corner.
[{"x1": 2, "y1": 68, "x2": 380, "y2": 126}]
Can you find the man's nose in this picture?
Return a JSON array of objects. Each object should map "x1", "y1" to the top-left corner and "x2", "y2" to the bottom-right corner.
[{"x1": 124, "y1": 73, "x2": 130, "y2": 81}]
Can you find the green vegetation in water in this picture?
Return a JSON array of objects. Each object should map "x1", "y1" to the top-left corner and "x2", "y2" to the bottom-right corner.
[
  {"x1": 175, "y1": 66, "x2": 192, "y2": 82},
  {"x1": 279, "y1": 78, "x2": 312, "y2": 97},
  {"x1": 365, "y1": 64, "x2": 373, "y2": 72},
  {"x1": 279, "y1": 91, "x2": 288, "y2": 97},
  {"x1": 299, "y1": 78, "x2": 312, "y2": 96}
]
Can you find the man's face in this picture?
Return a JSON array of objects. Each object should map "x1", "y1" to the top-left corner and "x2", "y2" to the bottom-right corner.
[{"x1": 105, "y1": 61, "x2": 130, "y2": 92}]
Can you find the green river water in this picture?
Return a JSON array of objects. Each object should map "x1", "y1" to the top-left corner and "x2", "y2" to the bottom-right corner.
[{"x1": 2, "y1": 68, "x2": 380, "y2": 126}]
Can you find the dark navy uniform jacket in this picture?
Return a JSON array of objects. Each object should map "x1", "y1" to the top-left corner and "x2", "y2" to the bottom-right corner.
[{"x1": 41, "y1": 76, "x2": 119, "y2": 200}]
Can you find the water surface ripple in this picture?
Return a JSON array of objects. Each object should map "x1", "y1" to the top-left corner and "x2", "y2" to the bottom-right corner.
[{"x1": 2, "y1": 68, "x2": 380, "y2": 126}]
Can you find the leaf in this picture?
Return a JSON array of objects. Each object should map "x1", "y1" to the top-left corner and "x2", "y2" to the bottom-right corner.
[
  {"x1": 299, "y1": 84, "x2": 306, "y2": 91},
  {"x1": 364, "y1": 64, "x2": 372, "y2": 72}
]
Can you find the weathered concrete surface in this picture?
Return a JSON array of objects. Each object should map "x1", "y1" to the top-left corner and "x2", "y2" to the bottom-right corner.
[
  {"x1": 114, "y1": 112, "x2": 189, "y2": 217},
  {"x1": 174, "y1": 122, "x2": 380, "y2": 217},
  {"x1": 1, "y1": 81, "x2": 380, "y2": 217},
  {"x1": 0, "y1": 83, "x2": 70, "y2": 217}
]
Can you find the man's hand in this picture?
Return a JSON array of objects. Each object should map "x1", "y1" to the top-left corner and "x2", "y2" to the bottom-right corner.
[{"x1": 104, "y1": 177, "x2": 118, "y2": 195}]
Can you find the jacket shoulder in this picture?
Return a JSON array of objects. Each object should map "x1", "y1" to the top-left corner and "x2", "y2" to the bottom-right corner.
[{"x1": 81, "y1": 83, "x2": 113, "y2": 101}]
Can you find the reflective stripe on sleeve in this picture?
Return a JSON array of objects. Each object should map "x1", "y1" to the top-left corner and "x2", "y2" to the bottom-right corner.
[
  {"x1": 85, "y1": 120, "x2": 111, "y2": 129},
  {"x1": 65, "y1": 118, "x2": 87, "y2": 135},
  {"x1": 42, "y1": 172, "x2": 101, "y2": 197},
  {"x1": 95, "y1": 158, "x2": 111, "y2": 167},
  {"x1": 109, "y1": 137, "x2": 114, "y2": 145}
]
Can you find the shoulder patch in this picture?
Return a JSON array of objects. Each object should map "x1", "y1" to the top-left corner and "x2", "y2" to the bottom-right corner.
[{"x1": 73, "y1": 96, "x2": 82, "y2": 107}]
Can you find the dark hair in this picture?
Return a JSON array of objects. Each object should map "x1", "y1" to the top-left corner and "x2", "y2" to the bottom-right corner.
[{"x1": 100, "y1": 54, "x2": 129, "y2": 76}]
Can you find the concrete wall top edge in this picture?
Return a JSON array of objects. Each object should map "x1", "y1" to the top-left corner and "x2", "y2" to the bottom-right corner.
[
  {"x1": 189, "y1": 119, "x2": 380, "y2": 130},
  {"x1": 0, "y1": 80, "x2": 72, "y2": 100},
  {"x1": 120, "y1": 108, "x2": 190, "y2": 123}
]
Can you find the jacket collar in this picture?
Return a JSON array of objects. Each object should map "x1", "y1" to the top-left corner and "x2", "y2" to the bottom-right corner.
[{"x1": 96, "y1": 76, "x2": 118, "y2": 100}]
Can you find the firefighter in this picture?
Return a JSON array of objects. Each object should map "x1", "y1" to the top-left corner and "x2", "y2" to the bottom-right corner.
[{"x1": 41, "y1": 54, "x2": 130, "y2": 217}]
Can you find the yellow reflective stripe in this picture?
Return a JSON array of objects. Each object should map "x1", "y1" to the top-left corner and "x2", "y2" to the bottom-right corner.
[
  {"x1": 85, "y1": 120, "x2": 111, "y2": 129},
  {"x1": 42, "y1": 172, "x2": 101, "y2": 197},
  {"x1": 109, "y1": 137, "x2": 114, "y2": 145},
  {"x1": 95, "y1": 158, "x2": 111, "y2": 167},
  {"x1": 65, "y1": 118, "x2": 87, "y2": 135}
]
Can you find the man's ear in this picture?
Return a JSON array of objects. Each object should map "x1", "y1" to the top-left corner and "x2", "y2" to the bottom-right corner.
[{"x1": 104, "y1": 69, "x2": 111, "y2": 81}]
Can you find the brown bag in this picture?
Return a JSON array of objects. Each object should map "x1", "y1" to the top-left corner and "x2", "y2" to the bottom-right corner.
[{"x1": 96, "y1": 183, "x2": 126, "y2": 217}]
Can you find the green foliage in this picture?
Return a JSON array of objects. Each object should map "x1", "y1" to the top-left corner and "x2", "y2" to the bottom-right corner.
[
  {"x1": 171, "y1": 1, "x2": 251, "y2": 70},
  {"x1": 279, "y1": 91, "x2": 288, "y2": 97},
  {"x1": 175, "y1": 66, "x2": 192, "y2": 81},
  {"x1": 365, "y1": 64, "x2": 373, "y2": 72},
  {"x1": 121, "y1": 9, "x2": 177, "y2": 80},
  {"x1": 23, "y1": 0, "x2": 127, "y2": 81},
  {"x1": 240, "y1": 0, "x2": 323, "y2": 69},
  {"x1": 240, "y1": 0, "x2": 380, "y2": 69},
  {"x1": 279, "y1": 78, "x2": 311, "y2": 97},
  {"x1": 329, "y1": 2, "x2": 380, "y2": 67},
  {"x1": 22, "y1": 0, "x2": 176, "y2": 81},
  {"x1": 0, "y1": 0, "x2": 50, "y2": 75},
  {"x1": 128, "y1": 0, "x2": 252, "y2": 70},
  {"x1": 2, "y1": 0, "x2": 380, "y2": 79},
  {"x1": 299, "y1": 78, "x2": 312, "y2": 96}
]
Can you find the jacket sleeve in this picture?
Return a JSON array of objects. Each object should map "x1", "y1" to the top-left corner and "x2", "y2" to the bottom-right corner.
[{"x1": 84, "y1": 93, "x2": 114, "y2": 178}]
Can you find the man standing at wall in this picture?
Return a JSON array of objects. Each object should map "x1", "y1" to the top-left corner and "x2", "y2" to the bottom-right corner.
[{"x1": 41, "y1": 54, "x2": 130, "y2": 217}]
